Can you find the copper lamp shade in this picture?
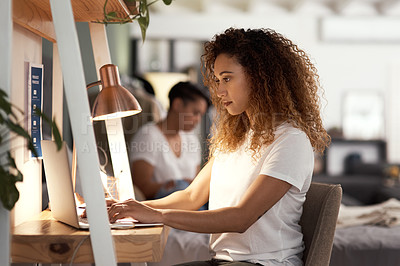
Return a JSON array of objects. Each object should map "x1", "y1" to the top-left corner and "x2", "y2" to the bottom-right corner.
[{"x1": 88, "y1": 64, "x2": 142, "y2": 121}]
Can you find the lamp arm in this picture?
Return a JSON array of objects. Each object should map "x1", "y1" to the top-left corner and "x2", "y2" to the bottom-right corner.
[{"x1": 86, "y1": 80, "x2": 101, "y2": 90}]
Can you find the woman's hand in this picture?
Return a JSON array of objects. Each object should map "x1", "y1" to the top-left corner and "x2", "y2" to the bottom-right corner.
[
  {"x1": 108, "y1": 198, "x2": 162, "y2": 223},
  {"x1": 79, "y1": 197, "x2": 117, "y2": 218},
  {"x1": 105, "y1": 197, "x2": 117, "y2": 207}
]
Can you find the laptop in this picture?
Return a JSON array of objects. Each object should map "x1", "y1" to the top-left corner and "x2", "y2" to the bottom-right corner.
[{"x1": 41, "y1": 140, "x2": 161, "y2": 229}]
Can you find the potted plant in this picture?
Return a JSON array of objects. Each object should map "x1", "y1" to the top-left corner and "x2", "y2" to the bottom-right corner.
[{"x1": 0, "y1": 88, "x2": 62, "y2": 211}]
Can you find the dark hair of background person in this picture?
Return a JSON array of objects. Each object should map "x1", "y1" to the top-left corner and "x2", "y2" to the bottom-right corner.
[
  {"x1": 133, "y1": 74, "x2": 156, "y2": 96},
  {"x1": 168, "y1": 81, "x2": 211, "y2": 109}
]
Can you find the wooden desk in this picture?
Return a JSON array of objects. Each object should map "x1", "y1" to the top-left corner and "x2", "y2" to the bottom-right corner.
[{"x1": 11, "y1": 210, "x2": 170, "y2": 264}]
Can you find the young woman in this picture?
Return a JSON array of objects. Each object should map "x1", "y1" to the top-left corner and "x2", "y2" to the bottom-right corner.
[{"x1": 108, "y1": 28, "x2": 330, "y2": 266}]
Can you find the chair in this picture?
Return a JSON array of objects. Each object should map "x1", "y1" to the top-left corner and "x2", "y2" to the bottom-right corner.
[{"x1": 300, "y1": 182, "x2": 342, "y2": 266}]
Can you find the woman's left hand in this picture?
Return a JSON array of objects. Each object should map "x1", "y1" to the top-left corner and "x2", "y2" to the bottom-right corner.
[{"x1": 108, "y1": 199, "x2": 162, "y2": 223}]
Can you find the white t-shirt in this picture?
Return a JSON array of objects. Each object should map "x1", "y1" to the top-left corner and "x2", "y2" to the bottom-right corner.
[
  {"x1": 129, "y1": 122, "x2": 201, "y2": 183},
  {"x1": 209, "y1": 123, "x2": 314, "y2": 265}
]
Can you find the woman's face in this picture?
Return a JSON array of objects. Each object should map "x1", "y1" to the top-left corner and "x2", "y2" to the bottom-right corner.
[{"x1": 213, "y1": 53, "x2": 251, "y2": 116}]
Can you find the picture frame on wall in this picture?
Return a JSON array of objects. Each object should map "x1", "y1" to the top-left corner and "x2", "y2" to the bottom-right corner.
[{"x1": 342, "y1": 90, "x2": 385, "y2": 140}]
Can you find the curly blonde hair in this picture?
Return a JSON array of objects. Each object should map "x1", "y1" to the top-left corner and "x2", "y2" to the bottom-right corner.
[{"x1": 201, "y1": 28, "x2": 330, "y2": 157}]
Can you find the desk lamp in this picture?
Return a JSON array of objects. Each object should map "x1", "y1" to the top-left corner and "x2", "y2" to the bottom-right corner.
[
  {"x1": 72, "y1": 64, "x2": 142, "y2": 199},
  {"x1": 87, "y1": 64, "x2": 142, "y2": 120}
]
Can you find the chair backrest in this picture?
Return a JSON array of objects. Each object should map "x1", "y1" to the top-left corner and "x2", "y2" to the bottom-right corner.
[{"x1": 300, "y1": 182, "x2": 342, "y2": 266}]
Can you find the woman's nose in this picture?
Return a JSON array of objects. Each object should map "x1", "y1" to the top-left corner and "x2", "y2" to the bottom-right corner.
[{"x1": 216, "y1": 84, "x2": 227, "y2": 98}]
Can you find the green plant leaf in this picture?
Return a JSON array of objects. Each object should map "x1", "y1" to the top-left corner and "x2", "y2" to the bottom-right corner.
[
  {"x1": 139, "y1": 0, "x2": 148, "y2": 16},
  {"x1": 34, "y1": 109, "x2": 63, "y2": 150},
  {"x1": 0, "y1": 93, "x2": 13, "y2": 115},
  {"x1": 99, "y1": 0, "x2": 173, "y2": 41},
  {"x1": 3, "y1": 113, "x2": 38, "y2": 158},
  {"x1": 0, "y1": 90, "x2": 21, "y2": 122},
  {"x1": 138, "y1": 16, "x2": 149, "y2": 42},
  {"x1": 137, "y1": 0, "x2": 150, "y2": 42},
  {"x1": 0, "y1": 168, "x2": 20, "y2": 211},
  {"x1": 106, "y1": 11, "x2": 117, "y2": 19},
  {"x1": 5, "y1": 120, "x2": 30, "y2": 140},
  {"x1": 7, "y1": 152, "x2": 23, "y2": 182},
  {"x1": 0, "y1": 89, "x2": 7, "y2": 97},
  {"x1": 35, "y1": 109, "x2": 63, "y2": 150},
  {"x1": 0, "y1": 87, "x2": 62, "y2": 211},
  {"x1": 27, "y1": 140, "x2": 39, "y2": 158},
  {"x1": 8, "y1": 123, "x2": 39, "y2": 157},
  {"x1": 51, "y1": 122, "x2": 63, "y2": 150}
]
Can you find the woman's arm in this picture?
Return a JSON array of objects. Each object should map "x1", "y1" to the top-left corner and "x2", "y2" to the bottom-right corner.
[
  {"x1": 160, "y1": 174, "x2": 291, "y2": 233},
  {"x1": 109, "y1": 169, "x2": 291, "y2": 234},
  {"x1": 143, "y1": 158, "x2": 213, "y2": 210},
  {"x1": 132, "y1": 162, "x2": 201, "y2": 200}
]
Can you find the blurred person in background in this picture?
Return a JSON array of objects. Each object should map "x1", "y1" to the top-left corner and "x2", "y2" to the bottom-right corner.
[{"x1": 129, "y1": 81, "x2": 210, "y2": 200}]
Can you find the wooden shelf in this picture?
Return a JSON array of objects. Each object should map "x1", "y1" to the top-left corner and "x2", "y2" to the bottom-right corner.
[{"x1": 13, "y1": 0, "x2": 133, "y2": 42}]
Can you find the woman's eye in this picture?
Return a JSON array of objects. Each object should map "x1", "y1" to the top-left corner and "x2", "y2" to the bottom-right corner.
[{"x1": 223, "y1": 77, "x2": 230, "y2": 82}]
